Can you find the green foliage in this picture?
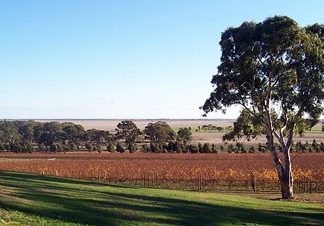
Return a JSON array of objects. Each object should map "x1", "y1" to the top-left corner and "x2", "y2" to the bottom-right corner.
[
  {"x1": 62, "y1": 122, "x2": 85, "y2": 144},
  {"x1": 202, "y1": 16, "x2": 324, "y2": 142},
  {"x1": 312, "y1": 139, "x2": 320, "y2": 152},
  {"x1": 107, "y1": 142, "x2": 115, "y2": 152},
  {"x1": 127, "y1": 143, "x2": 137, "y2": 153},
  {"x1": 187, "y1": 144, "x2": 199, "y2": 153},
  {"x1": 55, "y1": 143, "x2": 63, "y2": 152},
  {"x1": 85, "y1": 143, "x2": 93, "y2": 152},
  {"x1": 142, "y1": 144, "x2": 151, "y2": 153},
  {"x1": 115, "y1": 120, "x2": 141, "y2": 145},
  {"x1": 201, "y1": 16, "x2": 324, "y2": 198},
  {"x1": 85, "y1": 129, "x2": 114, "y2": 144},
  {"x1": 0, "y1": 142, "x2": 5, "y2": 151},
  {"x1": 197, "y1": 143, "x2": 203, "y2": 152},
  {"x1": 116, "y1": 142, "x2": 125, "y2": 153},
  {"x1": 37, "y1": 143, "x2": 46, "y2": 151},
  {"x1": 235, "y1": 143, "x2": 245, "y2": 153},
  {"x1": 49, "y1": 144, "x2": 57, "y2": 152},
  {"x1": 249, "y1": 146, "x2": 255, "y2": 153},
  {"x1": 227, "y1": 144, "x2": 234, "y2": 153},
  {"x1": 166, "y1": 141, "x2": 177, "y2": 152},
  {"x1": 96, "y1": 144, "x2": 102, "y2": 153},
  {"x1": 202, "y1": 143, "x2": 212, "y2": 153},
  {"x1": 144, "y1": 121, "x2": 176, "y2": 145},
  {"x1": 223, "y1": 109, "x2": 264, "y2": 141},
  {"x1": 306, "y1": 23, "x2": 324, "y2": 42},
  {"x1": 177, "y1": 128, "x2": 192, "y2": 145},
  {"x1": 257, "y1": 143, "x2": 266, "y2": 153},
  {"x1": 320, "y1": 142, "x2": 324, "y2": 152}
]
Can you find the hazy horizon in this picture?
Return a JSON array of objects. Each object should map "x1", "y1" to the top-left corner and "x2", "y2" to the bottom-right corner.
[{"x1": 1, "y1": 118, "x2": 236, "y2": 121}]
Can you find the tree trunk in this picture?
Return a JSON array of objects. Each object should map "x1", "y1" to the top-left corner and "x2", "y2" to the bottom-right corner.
[
  {"x1": 279, "y1": 169, "x2": 294, "y2": 199},
  {"x1": 271, "y1": 145, "x2": 294, "y2": 199},
  {"x1": 263, "y1": 112, "x2": 294, "y2": 199}
]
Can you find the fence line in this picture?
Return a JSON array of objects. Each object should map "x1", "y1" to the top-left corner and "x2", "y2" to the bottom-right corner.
[{"x1": 97, "y1": 173, "x2": 324, "y2": 194}]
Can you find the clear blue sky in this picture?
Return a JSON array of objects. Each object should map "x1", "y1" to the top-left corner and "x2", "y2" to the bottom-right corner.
[{"x1": 1, "y1": 0, "x2": 323, "y2": 119}]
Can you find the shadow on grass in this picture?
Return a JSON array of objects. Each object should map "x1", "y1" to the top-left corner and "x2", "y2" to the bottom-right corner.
[{"x1": 0, "y1": 171, "x2": 323, "y2": 226}]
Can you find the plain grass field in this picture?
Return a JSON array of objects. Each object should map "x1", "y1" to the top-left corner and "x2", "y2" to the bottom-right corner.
[{"x1": 0, "y1": 171, "x2": 323, "y2": 226}]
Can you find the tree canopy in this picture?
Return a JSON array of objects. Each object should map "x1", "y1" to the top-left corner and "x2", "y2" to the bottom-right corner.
[
  {"x1": 115, "y1": 120, "x2": 141, "y2": 145},
  {"x1": 202, "y1": 16, "x2": 324, "y2": 199},
  {"x1": 144, "y1": 121, "x2": 176, "y2": 145}
]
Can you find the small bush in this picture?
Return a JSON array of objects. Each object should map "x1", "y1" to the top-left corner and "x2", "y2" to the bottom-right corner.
[
  {"x1": 107, "y1": 142, "x2": 115, "y2": 152},
  {"x1": 116, "y1": 142, "x2": 125, "y2": 153},
  {"x1": 142, "y1": 144, "x2": 151, "y2": 152},
  {"x1": 203, "y1": 143, "x2": 211, "y2": 153},
  {"x1": 85, "y1": 143, "x2": 93, "y2": 152},
  {"x1": 128, "y1": 143, "x2": 136, "y2": 153},
  {"x1": 0, "y1": 142, "x2": 5, "y2": 151},
  {"x1": 187, "y1": 144, "x2": 199, "y2": 153},
  {"x1": 49, "y1": 144, "x2": 57, "y2": 152}
]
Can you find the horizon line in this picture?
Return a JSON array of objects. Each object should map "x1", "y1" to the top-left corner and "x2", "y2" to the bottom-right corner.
[{"x1": 1, "y1": 118, "x2": 237, "y2": 121}]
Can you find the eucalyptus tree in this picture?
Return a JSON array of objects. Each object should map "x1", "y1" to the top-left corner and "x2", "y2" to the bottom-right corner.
[
  {"x1": 144, "y1": 121, "x2": 176, "y2": 145},
  {"x1": 34, "y1": 122, "x2": 64, "y2": 148},
  {"x1": 202, "y1": 16, "x2": 324, "y2": 199},
  {"x1": 62, "y1": 122, "x2": 86, "y2": 145},
  {"x1": 177, "y1": 128, "x2": 192, "y2": 145},
  {"x1": 115, "y1": 120, "x2": 141, "y2": 146}
]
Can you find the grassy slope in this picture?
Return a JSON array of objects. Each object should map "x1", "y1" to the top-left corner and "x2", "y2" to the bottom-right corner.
[{"x1": 0, "y1": 171, "x2": 323, "y2": 226}]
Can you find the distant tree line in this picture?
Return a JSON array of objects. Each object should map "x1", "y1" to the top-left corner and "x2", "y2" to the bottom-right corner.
[
  {"x1": 0, "y1": 120, "x2": 194, "y2": 153},
  {"x1": 0, "y1": 120, "x2": 323, "y2": 153},
  {"x1": 197, "y1": 124, "x2": 233, "y2": 132}
]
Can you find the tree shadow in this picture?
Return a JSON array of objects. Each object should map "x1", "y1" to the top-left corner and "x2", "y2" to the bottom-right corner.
[{"x1": 0, "y1": 171, "x2": 323, "y2": 226}]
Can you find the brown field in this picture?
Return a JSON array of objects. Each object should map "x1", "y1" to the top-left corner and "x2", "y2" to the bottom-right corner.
[{"x1": 0, "y1": 152, "x2": 323, "y2": 193}]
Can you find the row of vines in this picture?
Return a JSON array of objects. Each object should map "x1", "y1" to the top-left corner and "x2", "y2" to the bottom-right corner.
[{"x1": 0, "y1": 153, "x2": 322, "y2": 193}]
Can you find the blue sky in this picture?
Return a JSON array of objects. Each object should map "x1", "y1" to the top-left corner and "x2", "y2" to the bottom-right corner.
[{"x1": 1, "y1": 0, "x2": 323, "y2": 119}]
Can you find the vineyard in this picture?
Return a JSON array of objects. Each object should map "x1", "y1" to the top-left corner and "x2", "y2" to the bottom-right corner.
[{"x1": 0, "y1": 152, "x2": 323, "y2": 193}]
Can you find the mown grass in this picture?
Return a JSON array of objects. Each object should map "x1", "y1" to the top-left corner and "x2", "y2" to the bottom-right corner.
[{"x1": 0, "y1": 171, "x2": 323, "y2": 225}]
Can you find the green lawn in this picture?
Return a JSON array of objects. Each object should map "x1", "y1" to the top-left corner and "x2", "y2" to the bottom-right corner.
[{"x1": 0, "y1": 171, "x2": 323, "y2": 225}]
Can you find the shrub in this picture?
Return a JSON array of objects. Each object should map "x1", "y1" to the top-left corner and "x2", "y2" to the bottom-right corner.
[
  {"x1": 107, "y1": 142, "x2": 115, "y2": 152},
  {"x1": 38, "y1": 144, "x2": 46, "y2": 152},
  {"x1": 176, "y1": 144, "x2": 184, "y2": 153},
  {"x1": 50, "y1": 144, "x2": 57, "y2": 152},
  {"x1": 92, "y1": 145, "x2": 98, "y2": 152},
  {"x1": 258, "y1": 143, "x2": 266, "y2": 153},
  {"x1": 312, "y1": 139, "x2": 320, "y2": 152},
  {"x1": 96, "y1": 144, "x2": 102, "y2": 153},
  {"x1": 203, "y1": 143, "x2": 211, "y2": 153},
  {"x1": 197, "y1": 143, "x2": 203, "y2": 153},
  {"x1": 128, "y1": 143, "x2": 136, "y2": 153},
  {"x1": 85, "y1": 143, "x2": 93, "y2": 152},
  {"x1": 0, "y1": 142, "x2": 5, "y2": 151},
  {"x1": 235, "y1": 142, "x2": 245, "y2": 153},
  {"x1": 142, "y1": 144, "x2": 151, "y2": 152},
  {"x1": 249, "y1": 146, "x2": 255, "y2": 153},
  {"x1": 320, "y1": 142, "x2": 324, "y2": 152},
  {"x1": 116, "y1": 142, "x2": 125, "y2": 153},
  {"x1": 227, "y1": 144, "x2": 234, "y2": 153},
  {"x1": 187, "y1": 144, "x2": 199, "y2": 153},
  {"x1": 55, "y1": 143, "x2": 63, "y2": 152},
  {"x1": 167, "y1": 141, "x2": 178, "y2": 152},
  {"x1": 72, "y1": 143, "x2": 79, "y2": 151}
]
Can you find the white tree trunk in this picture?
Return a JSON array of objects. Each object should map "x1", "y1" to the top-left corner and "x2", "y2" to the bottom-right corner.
[{"x1": 264, "y1": 112, "x2": 294, "y2": 199}]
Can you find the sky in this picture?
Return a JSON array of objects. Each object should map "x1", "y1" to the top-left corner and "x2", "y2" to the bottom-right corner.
[{"x1": 1, "y1": 0, "x2": 324, "y2": 119}]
